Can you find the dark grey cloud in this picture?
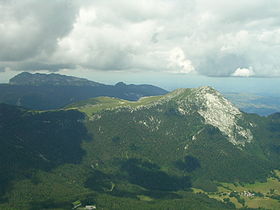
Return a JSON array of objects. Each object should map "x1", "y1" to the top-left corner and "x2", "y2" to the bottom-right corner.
[
  {"x1": 0, "y1": 0, "x2": 78, "y2": 62},
  {"x1": 14, "y1": 62, "x2": 76, "y2": 72},
  {"x1": 0, "y1": 61, "x2": 76, "y2": 73}
]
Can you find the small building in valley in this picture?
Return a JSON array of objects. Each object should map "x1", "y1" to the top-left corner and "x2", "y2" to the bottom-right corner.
[{"x1": 85, "y1": 205, "x2": 97, "y2": 209}]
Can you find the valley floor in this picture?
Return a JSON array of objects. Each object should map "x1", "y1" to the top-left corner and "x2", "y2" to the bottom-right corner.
[{"x1": 193, "y1": 170, "x2": 280, "y2": 210}]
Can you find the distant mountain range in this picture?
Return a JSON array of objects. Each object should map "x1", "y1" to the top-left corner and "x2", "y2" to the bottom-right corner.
[
  {"x1": 1, "y1": 87, "x2": 280, "y2": 209},
  {"x1": 9, "y1": 72, "x2": 103, "y2": 86},
  {"x1": 225, "y1": 92, "x2": 280, "y2": 116},
  {"x1": 0, "y1": 72, "x2": 167, "y2": 110}
]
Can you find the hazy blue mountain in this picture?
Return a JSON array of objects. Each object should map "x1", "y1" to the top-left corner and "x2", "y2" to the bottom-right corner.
[
  {"x1": 9, "y1": 72, "x2": 103, "y2": 86},
  {"x1": 225, "y1": 92, "x2": 280, "y2": 116},
  {"x1": 0, "y1": 72, "x2": 167, "y2": 110}
]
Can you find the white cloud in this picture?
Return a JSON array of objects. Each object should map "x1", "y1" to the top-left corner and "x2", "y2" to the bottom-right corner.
[
  {"x1": 168, "y1": 47, "x2": 195, "y2": 74},
  {"x1": 231, "y1": 67, "x2": 255, "y2": 77}
]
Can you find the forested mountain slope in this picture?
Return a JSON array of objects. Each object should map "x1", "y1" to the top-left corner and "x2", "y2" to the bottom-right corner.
[{"x1": 1, "y1": 87, "x2": 280, "y2": 209}]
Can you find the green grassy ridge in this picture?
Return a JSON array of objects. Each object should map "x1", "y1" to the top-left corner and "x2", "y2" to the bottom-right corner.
[
  {"x1": 66, "y1": 86, "x2": 230, "y2": 118},
  {"x1": 65, "y1": 88, "x2": 194, "y2": 115}
]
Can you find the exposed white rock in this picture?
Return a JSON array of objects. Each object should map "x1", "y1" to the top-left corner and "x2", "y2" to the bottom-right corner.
[
  {"x1": 178, "y1": 106, "x2": 188, "y2": 115},
  {"x1": 170, "y1": 86, "x2": 253, "y2": 146},
  {"x1": 194, "y1": 87, "x2": 253, "y2": 146},
  {"x1": 39, "y1": 153, "x2": 49, "y2": 162},
  {"x1": 192, "y1": 128, "x2": 204, "y2": 141},
  {"x1": 89, "y1": 114, "x2": 102, "y2": 121},
  {"x1": 139, "y1": 120, "x2": 148, "y2": 127},
  {"x1": 138, "y1": 116, "x2": 161, "y2": 131}
]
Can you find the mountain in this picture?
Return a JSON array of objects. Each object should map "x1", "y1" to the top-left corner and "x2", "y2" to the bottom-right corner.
[
  {"x1": 69, "y1": 86, "x2": 277, "y2": 183},
  {"x1": 0, "y1": 72, "x2": 167, "y2": 110},
  {"x1": 9, "y1": 72, "x2": 103, "y2": 86},
  {"x1": 1, "y1": 87, "x2": 280, "y2": 209}
]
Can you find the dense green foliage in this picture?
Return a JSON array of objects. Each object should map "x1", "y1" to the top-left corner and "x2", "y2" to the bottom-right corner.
[
  {"x1": 175, "y1": 155, "x2": 201, "y2": 172},
  {"x1": 121, "y1": 158, "x2": 191, "y2": 191},
  {"x1": 0, "y1": 104, "x2": 88, "y2": 196}
]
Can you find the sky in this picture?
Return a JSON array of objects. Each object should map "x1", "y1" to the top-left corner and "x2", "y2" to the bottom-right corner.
[{"x1": 0, "y1": 0, "x2": 280, "y2": 93}]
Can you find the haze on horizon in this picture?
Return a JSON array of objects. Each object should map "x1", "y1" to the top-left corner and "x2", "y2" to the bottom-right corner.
[{"x1": 0, "y1": 0, "x2": 280, "y2": 94}]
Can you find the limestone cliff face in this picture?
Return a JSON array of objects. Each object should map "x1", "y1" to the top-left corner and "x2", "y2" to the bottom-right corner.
[
  {"x1": 192, "y1": 87, "x2": 253, "y2": 146},
  {"x1": 170, "y1": 87, "x2": 254, "y2": 146}
]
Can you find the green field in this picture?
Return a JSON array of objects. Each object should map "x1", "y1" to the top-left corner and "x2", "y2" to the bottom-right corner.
[{"x1": 193, "y1": 171, "x2": 280, "y2": 209}]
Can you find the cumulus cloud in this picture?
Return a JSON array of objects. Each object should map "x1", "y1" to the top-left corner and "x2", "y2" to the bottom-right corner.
[
  {"x1": 231, "y1": 67, "x2": 255, "y2": 77},
  {"x1": 168, "y1": 47, "x2": 195, "y2": 74},
  {"x1": 1, "y1": 0, "x2": 280, "y2": 77}
]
